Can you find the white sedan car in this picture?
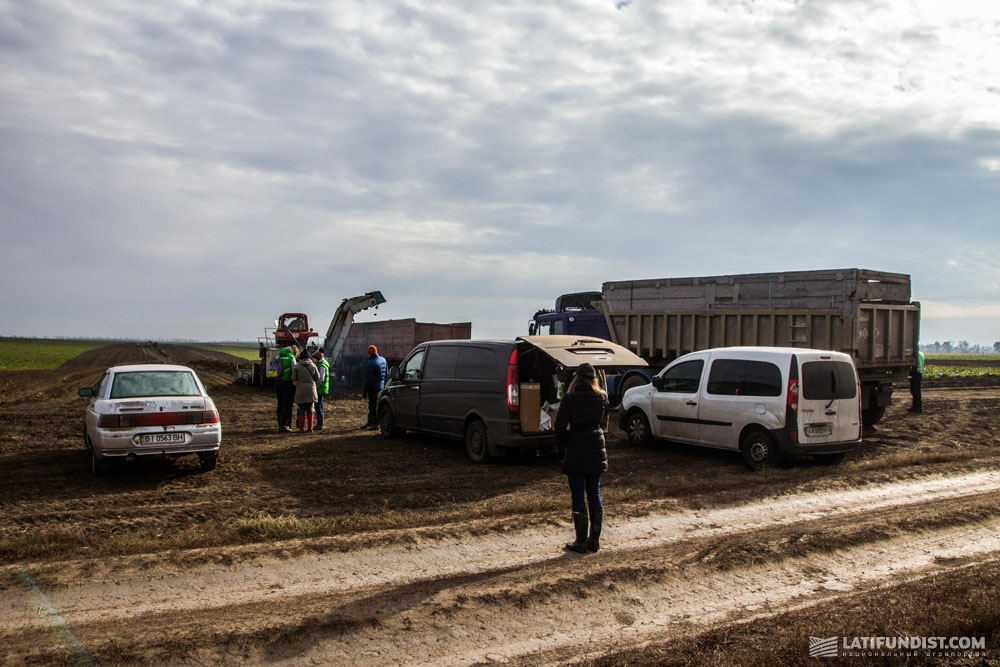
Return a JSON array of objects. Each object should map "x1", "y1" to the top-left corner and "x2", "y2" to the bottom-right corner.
[{"x1": 79, "y1": 364, "x2": 221, "y2": 475}]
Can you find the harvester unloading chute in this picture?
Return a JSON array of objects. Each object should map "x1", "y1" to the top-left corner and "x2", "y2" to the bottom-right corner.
[{"x1": 322, "y1": 291, "x2": 387, "y2": 371}]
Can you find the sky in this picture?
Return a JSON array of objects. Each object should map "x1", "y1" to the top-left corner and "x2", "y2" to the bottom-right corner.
[{"x1": 1, "y1": 0, "x2": 998, "y2": 347}]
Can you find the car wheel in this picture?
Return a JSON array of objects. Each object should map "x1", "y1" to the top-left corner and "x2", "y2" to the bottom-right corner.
[
  {"x1": 740, "y1": 429, "x2": 777, "y2": 471},
  {"x1": 625, "y1": 410, "x2": 653, "y2": 447},
  {"x1": 379, "y1": 405, "x2": 403, "y2": 438},
  {"x1": 199, "y1": 452, "x2": 218, "y2": 471},
  {"x1": 465, "y1": 419, "x2": 491, "y2": 463},
  {"x1": 91, "y1": 449, "x2": 107, "y2": 477}
]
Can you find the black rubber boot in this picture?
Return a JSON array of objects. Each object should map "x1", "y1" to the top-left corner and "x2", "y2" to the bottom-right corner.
[
  {"x1": 588, "y1": 506, "x2": 603, "y2": 553},
  {"x1": 564, "y1": 511, "x2": 589, "y2": 553}
]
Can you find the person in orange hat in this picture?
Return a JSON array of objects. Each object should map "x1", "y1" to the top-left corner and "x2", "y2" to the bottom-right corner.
[{"x1": 363, "y1": 344, "x2": 387, "y2": 430}]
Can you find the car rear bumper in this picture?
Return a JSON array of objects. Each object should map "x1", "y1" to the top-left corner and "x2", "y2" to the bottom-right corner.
[
  {"x1": 92, "y1": 428, "x2": 221, "y2": 458},
  {"x1": 770, "y1": 428, "x2": 861, "y2": 457}
]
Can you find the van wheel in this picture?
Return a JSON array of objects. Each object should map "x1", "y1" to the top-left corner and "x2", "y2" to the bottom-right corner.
[
  {"x1": 624, "y1": 410, "x2": 653, "y2": 447},
  {"x1": 740, "y1": 430, "x2": 776, "y2": 470},
  {"x1": 465, "y1": 420, "x2": 491, "y2": 463},
  {"x1": 379, "y1": 405, "x2": 402, "y2": 438}
]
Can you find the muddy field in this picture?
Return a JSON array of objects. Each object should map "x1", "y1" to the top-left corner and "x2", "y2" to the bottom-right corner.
[{"x1": 2, "y1": 344, "x2": 1000, "y2": 666}]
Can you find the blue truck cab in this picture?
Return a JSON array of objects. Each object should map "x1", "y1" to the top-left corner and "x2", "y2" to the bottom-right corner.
[{"x1": 529, "y1": 291, "x2": 654, "y2": 404}]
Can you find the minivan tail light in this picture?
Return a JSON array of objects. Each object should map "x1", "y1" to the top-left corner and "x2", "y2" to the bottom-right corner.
[
  {"x1": 786, "y1": 380, "x2": 799, "y2": 414},
  {"x1": 506, "y1": 349, "x2": 519, "y2": 414}
]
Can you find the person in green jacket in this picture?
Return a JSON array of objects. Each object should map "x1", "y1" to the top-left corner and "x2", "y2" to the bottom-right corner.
[
  {"x1": 313, "y1": 349, "x2": 331, "y2": 430},
  {"x1": 909, "y1": 350, "x2": 925, "y2": 413},
  {"x1": 275, "y1": 345, "x2": 299, "y2": 432}
]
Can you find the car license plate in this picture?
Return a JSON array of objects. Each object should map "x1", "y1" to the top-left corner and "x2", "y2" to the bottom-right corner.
[
  {"x1": 139, "y1": 433, "x2": 186, "y2": 445},
  {"x1": 805, "y1": 424, "x2": 833, "y2": 437}
]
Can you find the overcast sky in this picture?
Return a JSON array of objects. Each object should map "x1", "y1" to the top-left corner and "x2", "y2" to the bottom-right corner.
[{"x1": 2, "y1": 0, "x2": 998, "y2": 346}]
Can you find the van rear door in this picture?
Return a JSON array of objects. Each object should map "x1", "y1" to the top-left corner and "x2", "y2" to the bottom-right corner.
[
  {"x1": 518, "y1": 335, "x2": 647, "y2": 373},
  {"x1": 797, "y1": 356, "x2": 862, "y2": 443}
]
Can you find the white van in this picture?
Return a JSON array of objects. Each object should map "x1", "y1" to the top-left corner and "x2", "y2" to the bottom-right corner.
[{"x1": 619, "y1": 347, "x2": 862, "y2": 469}]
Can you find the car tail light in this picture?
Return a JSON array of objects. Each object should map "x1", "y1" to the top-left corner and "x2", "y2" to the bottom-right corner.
[
  {"x1": 506, "y1": 349, "x2": 519, "y2": 414},
  {"x1": 786, "y1": 380, "x2": 799, "y2": 414},
  {"x1": 99, "y1": 411, "x2": 219, "y2": 427}
]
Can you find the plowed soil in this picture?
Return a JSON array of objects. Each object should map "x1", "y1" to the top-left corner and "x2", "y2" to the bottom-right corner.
[{"x1": 2, "y1": 344, "x2": 999, "y2": 666}]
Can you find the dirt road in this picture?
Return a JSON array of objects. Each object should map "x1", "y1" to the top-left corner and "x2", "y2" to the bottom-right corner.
[{"x1": 2, "y1": 345, "x2": 999, "y2": 665}]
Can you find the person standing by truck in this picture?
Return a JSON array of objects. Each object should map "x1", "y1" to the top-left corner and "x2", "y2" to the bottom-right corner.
[
  {"x1": 909, "y1": 350, "x2": 925, "y2": 413},
  {"x1": 275, "y1": 345, "x2": 299, "y2": 432},
  {"x1": 364, "y1": 344, "x2": 387, "y2": 430},
  {"x1": 554, "y1": 362, "x2": 609, "y2": 554},
  {"x1": 313, "y1": 349, "x2": 330, "y2": 430}
]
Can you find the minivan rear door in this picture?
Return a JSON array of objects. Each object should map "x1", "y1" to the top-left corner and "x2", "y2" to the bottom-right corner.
[
  {"x1": 797, "y1": 356, "x2": 862, "y2": 443},
  {"x1": 518, "y1": 335, "x2": 647, "y2": 373}
]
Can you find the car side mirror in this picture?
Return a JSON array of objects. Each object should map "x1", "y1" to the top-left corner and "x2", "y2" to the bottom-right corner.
[
  {"x1": 651, "y1": 376, "x2": 664, "y2": 391},
  {"x1": 389, "y1": 366, "x2": 400, "y2": 381},
  {"x1": 78, "y1": 387, "x2": 94, "y2": 397}
]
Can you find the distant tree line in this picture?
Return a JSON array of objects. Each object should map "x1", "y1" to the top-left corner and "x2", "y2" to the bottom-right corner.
[{"x1": 920, "y1": 341, "x2": 1000, "y2": 354}]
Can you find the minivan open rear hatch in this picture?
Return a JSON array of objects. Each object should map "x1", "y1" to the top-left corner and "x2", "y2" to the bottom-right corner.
[{"x1": 517, "y1": 335, "x2": 647, "y2": 372}]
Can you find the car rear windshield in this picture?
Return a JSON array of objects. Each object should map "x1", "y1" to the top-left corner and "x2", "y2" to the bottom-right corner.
[
  {"x1": 801, "y1": 361, "x2": 857, "y2": 400},
  {"x1": 110, "y1": 371, "x2": 201, "y2": 399}
]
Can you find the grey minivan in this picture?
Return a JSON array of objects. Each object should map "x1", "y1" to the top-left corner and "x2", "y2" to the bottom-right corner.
[{"x1": 377, "y1": 335, "x2": 646, "y2": 462}]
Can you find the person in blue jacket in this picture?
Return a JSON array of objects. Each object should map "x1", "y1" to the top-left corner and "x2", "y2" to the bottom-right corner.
[{"x1": 364, "y1": 344, "x2": 387, "y2": 430}]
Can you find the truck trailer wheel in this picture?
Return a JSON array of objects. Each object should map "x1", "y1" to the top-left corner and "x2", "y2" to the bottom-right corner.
[
  {"x1": 617, "y1": 375, "x2": 650, "y2": 404},
  {"x1": 861, "y1": 405, "x2": 886, "y2": 425}
]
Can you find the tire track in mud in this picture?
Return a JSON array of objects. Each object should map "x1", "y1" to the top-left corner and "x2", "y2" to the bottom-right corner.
[{"x1": 3, "y1": 470, "x2": 1000, "y2": 665}]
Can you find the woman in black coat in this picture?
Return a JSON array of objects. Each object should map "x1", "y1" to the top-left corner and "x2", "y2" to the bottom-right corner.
[{"x1": 554, "y1": 362, "x2": 609, "y2": 553}]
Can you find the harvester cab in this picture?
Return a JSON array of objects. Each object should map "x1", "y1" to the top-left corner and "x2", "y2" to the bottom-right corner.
[{"x1": 274, "y1": 313, "x2": 319, "y2": 349}]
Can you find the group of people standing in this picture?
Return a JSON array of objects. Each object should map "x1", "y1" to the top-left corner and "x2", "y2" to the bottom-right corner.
[{"x1": 274, "y1": 344, "x2": 387, "y2": 433}]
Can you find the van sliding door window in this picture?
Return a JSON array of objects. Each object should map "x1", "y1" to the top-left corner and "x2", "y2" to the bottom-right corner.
[
  {"x1": 706, "y1": 360, "x2": 782, "y2": 397},
  {"x1": 456, "y1": 348, "x2": 497, "y2": 381},
  {"x1": 423, "y1": 346, "x2": 459, "y2": 380},
  {"x1": 801, "y1": 361, "x2": 858, "y2": 400}
]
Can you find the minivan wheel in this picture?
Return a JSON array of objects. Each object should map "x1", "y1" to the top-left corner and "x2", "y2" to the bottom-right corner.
[
  {"x1": 740, "y1": 430, "x2": 776, "y2": 471},
  {"x1": 379, "y1": 405, "x2": 403, "y2": 438},
  {"x1": 625, "y1": 410, "x2": 653, "y2": 447},
  {"x1": 465, "y1": 420, "x2": 491, "y2": 463}
]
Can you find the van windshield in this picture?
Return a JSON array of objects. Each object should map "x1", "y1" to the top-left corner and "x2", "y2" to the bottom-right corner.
[{"x1": 801, "y1": 361, "x2": 857, "y2": 400}]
